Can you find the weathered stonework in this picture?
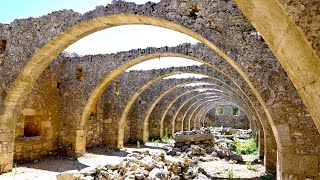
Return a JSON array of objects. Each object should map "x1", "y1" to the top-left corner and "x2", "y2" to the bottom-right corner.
[
  {"x1": 204, "y1": 105, "x2": 249, "y2": 129},
  {"x1": 0, "y1": 0, "x2": 319, "y2": 177}
]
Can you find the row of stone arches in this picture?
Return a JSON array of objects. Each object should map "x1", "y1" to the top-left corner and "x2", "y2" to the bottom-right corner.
[{"x1": 0, "y1": 0, "x2": 319, "y2": 178}]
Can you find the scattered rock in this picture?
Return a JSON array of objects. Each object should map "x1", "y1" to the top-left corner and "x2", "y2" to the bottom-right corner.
[
  {"x1": 57, "y1": 127, "x2": 254, "y2": 180},
  {"x1": 56, "y1": 170, "x2": 78, "y2": 180},
  {"x1": 149, "y1": 168, "x2": 168, "y2": 180}
]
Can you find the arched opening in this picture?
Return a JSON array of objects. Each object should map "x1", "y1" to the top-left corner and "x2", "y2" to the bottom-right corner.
[{"x1": 1, "y1": 1, "x2": 316, "y2": 177}]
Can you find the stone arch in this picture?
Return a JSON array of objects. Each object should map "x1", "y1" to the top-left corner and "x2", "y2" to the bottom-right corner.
[
  {"x1": 1, "y1": 14, "x2": 276, "y2": 150},
  {"x1": 176, "y1": 92, "x2": 255, "y2": 132},
  {"x1": 171, "y1": 88, "x2": 256, "y2": 133},
  {"x1": 129, "y1": 70, "x2": 275, "y2": 170},
  {"x1": 145, "y1": 81, "x2": 258, "y2": 139},
  {"x1": 151, "y1": 76, "x2": 258, "y2": 138},
  {"x1": 191, "y1": 100, "x2": 252, "y2": 130},
  {"x1": 181, "y1": 96, "x2": 258, "y2": 132},
  {"x1": 194, "y1": 102, "x2": 250, "y2": 129},
  {"x1": 229, "y1": 1, "x2": 320, "y2": 175},
  {"x1": 0, "y1": 12, "x2": 282, "y2": 174},
  {"x1": 78, "y1": 52, "x2": 267, "y2": 150},
  {"x1": 0, "y1": 1, "x2": 317, "y2": 175},
  {"x1": 160, "y1": 89, "x2": 233, "y2": 136},
  {"x1": 166, "y1": 88, "x2": 255, "y2": 134},
  {"x1": 145, "y1": 82, "x2": 229, "y2": 139},
  {"x1": 118, "y1": 71, "x2": 251, "y2": 147},
  {"x1": 234, "y1": 0, "x2": 320, "y2": 134}
]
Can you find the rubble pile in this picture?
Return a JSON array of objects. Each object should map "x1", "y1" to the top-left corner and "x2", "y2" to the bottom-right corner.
[
  {"x1": 57, "y1": 150, "x2": 211, "y2": 180},
  {"x1": 56, "y1": 127, "x2": 254, "y2": 180},
  {"x1": 208, "y1": 127, "x2": 252, "y2": 139},
  {"x1": 164, "y1": 127, "x2": 254, "y2": 163}
]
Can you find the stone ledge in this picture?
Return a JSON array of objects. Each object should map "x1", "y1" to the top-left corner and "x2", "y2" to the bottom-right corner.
[{"x1": 15, "y1": 136, "x2": 43, "y2": 141}]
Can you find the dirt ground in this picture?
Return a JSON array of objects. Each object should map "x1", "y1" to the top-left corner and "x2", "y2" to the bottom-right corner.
[
  {"x1": 0, "y1": 142, "x2": 273, "y2": 180},
  {"x1": 199, "y1": 155, "x2": 269, "y2": 179}
]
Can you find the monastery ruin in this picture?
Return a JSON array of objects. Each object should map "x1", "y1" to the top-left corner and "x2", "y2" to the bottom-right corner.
[{"x1": 0, "y1": 0, "x2": 320, "y2": 179}]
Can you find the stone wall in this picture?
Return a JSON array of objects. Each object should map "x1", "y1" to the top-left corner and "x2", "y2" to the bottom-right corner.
[
  {"x1": 204, "y1": 105, "x2": 249, "y2": 129},
  {"x1": 0, "y1": 0, "x2": 319, "y2": 176},
  {"x1": 14, "y1": 60, "x2": 61, "y2": 162},
  {"x1": 86, "y1": 118, "x2": 104, "y2": 148}
]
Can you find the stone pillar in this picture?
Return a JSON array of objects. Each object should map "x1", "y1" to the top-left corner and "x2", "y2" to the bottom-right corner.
[
  {"x1": 175, "y1": 116, "x2": 183, "y2": 132},
  {"x1": 0, "y1": 114, "x2": 15, "y2": 173},
  {"x1": 134, "y1": 127, "x2": 147, "y2": 144},
  {"x1": 103, "y1": 118, "x2": 121, "y2": 148},
  {"x1": 264, "y1": 135, "x2": 277, "y2": 174},
  {"x1": 277, "y1": 151, "x2": 319, "y2": 179},
  {"x1": 148, "y1": 115, "x2": 161, "y2": 140},
  {"x1": 258, "y1": 129, "x2": 265, "y2": 160},
  {"x1": 74, "y1": 128, "x2": 86, "y2": 156}
]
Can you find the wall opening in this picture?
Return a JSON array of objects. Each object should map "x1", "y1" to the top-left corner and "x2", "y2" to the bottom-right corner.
[
  {"x1": 232, "y1": 107, "x2": 240, "y2": 116},
  {"x1": 76, "y1": 66, "x2": 84, "y2": 80},
  {"x1": 90, "y1": 104, "x2": 97, "y2": 120},
  {"x1": 24, "y1": 116, "x2": 41, "y2": 137},
  {"x1": 0, "y1": 40, "x2": 7, "y2": 54},
  {"x1": 113, "y1": 81, "x2": 120, "y2": 95},
  {"x1": 215, "y1": 106, "x2": 224, "y2": 115},
  {"x1": 56, "y1": 80, "x2": 62, "y2": 90}
]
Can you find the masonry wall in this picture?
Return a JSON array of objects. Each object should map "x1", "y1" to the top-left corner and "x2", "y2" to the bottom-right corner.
[
  {"x1": 204, "y1": 105, "x2": 250, "y2": 129},
  {"x1": 86, "y1": 98, "x2": 104, "y2": 148},
  {"x1": 0, "y1": 0, "x2": 319, "y2": 176},
  {"x1": 14, "y1": 60, "x2": 62, "y2": 162}
]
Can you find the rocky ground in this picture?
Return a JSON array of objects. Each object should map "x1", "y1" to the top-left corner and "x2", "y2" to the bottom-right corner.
[{"x1": 0, "y1": 127, "x2": 274, "y2": 180}]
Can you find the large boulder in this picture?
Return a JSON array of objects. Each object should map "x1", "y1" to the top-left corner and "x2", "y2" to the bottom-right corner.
[
  {"x1": 191, "y1": 145, "x2": 206, "y2": 155},
  {"x1": 174, "y1": 130, "x2": 214, "y2": 144}
]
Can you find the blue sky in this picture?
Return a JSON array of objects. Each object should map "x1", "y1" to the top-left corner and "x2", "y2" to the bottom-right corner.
[
  {"x1": 0, "y1": 0, "x2": 159, "y2": 23},
  {"x1": 1, "y1": 0, "x2": 202, "y2": 72}
]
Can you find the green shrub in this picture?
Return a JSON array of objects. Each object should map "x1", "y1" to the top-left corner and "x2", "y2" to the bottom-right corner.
[
  {"x1": 161, "y1": 128, "x2": 174, "y2": 143},
  {"x1": 137, "y1": 141, "x2": 140, "y2": 149},
  {"x1": 162, "y1": 128, "x2": 169, "y2": 141},
  {"x1": 234, "y1": 139, "x2": 242, "y2": 155},
  {"x1": 234, "y1": 138, "x2": 258, "y2": 155}
]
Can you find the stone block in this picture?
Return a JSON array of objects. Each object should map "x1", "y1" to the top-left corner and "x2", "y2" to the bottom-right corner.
[
  {"x1": 281, "y1": 153, "x2": 319, "y2": 177},
  {"x1": 23, "y1": 108, "x2": 43, "y2": 116}
]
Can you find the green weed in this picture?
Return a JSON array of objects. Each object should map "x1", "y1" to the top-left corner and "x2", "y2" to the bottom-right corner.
[
  {"x1": 246, "y1": 162, "x2": 258, "y2": 171},
  {"x1": 234, "y1": 138, "x2": 258, "y2": 155},
  {"x1": 154, "y1": 139, "x2": 160, "y2": 146},
  {"x1": 228, "y1": 169, "x2": 235, "y2": 179},
  {"x1": 161, "y1": 128, "x2": 174, "y2": 143}
]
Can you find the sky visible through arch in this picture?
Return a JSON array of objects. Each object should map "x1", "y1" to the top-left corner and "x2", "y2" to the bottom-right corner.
[{"x1": 1, "y1": 0, "x2": 203, "y2": 74}]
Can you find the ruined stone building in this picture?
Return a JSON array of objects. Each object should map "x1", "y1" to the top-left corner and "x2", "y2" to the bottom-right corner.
[{"x1": 0, "y1": 0, "x2": 319, "y2": 179}]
